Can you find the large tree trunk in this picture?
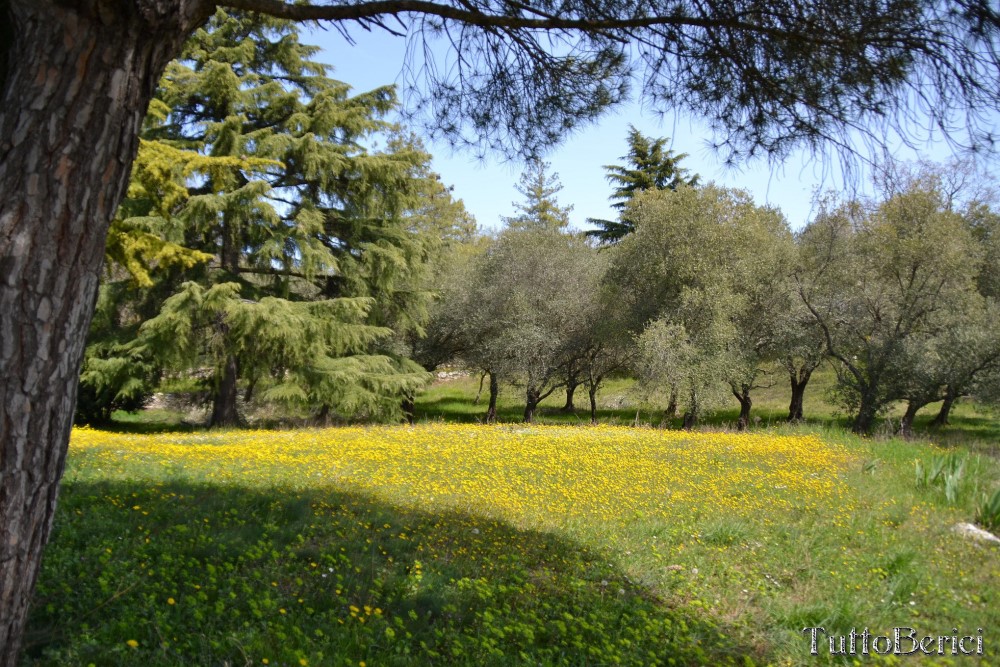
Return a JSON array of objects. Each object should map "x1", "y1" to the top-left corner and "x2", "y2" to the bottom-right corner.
[
  {"x1": 561, "y1": 377, "x2": 578, "y2": 412},
  {"x1": 485, "y1": 371, "x2": 499, "y2": 423},
  {"x1": 787, "y1": 368, "x2": 812, "y2": 422},
  {"x1": 0, "y1": 2, "x2": 207, "y2": 663},
  {"x1": 852, "y1": 390, "x2": 880, "y2": 435}
]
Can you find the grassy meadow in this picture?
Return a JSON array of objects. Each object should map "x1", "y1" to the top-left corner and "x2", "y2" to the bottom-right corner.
[{"x1": 22, "y1": 371, "x2": 1000, "y2": 665}]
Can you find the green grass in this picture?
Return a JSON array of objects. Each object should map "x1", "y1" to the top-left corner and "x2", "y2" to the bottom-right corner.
[
  {"x1": 22, "y1": 421, "x2": 1000, "y2": 666},
  {"x1": 26, "y1": 368, "x2": 1000, "y2": 665},
  {"x1": 414, "y1": 364, "x2": 1000, "y2": 452}
]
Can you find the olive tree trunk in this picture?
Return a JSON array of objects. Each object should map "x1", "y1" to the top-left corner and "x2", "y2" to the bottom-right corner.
[
  {"x1": 0, "y1": 2, "x2": 207, "y2": 663},
  {"x1": 930, "y1": 386, "x2": 958, "y2": 427},
  {"x1": 733, "y1": 386, "x2": 753, "y2": 431},
  {"x1": 485, "y1": 371, "x2": 499, "y2": 423},
  {"x1": 899, "y1": 400, "x2": 924, "y2": 439},
  {"x1": 787, "y1": 367, "x2": 813, "y2": 422},
  {"x1": 524, "y1": 387, "x2": 540, "y2": 423}
]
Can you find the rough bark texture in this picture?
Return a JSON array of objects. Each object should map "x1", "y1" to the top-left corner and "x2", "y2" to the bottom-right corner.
[
  {"x1": 0, "y1": 1, "x2": 209, "y2": 663},
  {"x1": 852, "y1": 392, "x2": 879, "y2": 435}
]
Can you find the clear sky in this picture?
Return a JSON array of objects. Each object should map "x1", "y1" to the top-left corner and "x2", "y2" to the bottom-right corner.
[{"x1": 304, "y1": 24, "x2": 977, "y2": 232}]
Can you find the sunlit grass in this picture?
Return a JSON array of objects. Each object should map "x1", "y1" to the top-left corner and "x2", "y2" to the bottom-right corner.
[{"x1": 24, "y1": 424, "x2": 1000, "y2": 665}]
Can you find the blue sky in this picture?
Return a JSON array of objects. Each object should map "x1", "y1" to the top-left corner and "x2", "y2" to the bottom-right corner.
[{"x1": 304, "y1": 24, "x2": 971, "y2": 232}]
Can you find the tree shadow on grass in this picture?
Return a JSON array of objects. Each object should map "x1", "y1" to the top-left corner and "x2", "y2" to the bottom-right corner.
[
  {"x1": 24, "y1": 479, "x2": 765, "y2": 666},
  {"x1": 412, "y1": 395, "x2": 663, "y2": 426}
]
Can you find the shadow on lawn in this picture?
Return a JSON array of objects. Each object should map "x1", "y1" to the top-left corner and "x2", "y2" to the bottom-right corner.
[
  {"x1": 412, "y1": 395, "x2": 666, "y2": 426},
  {"x1": 25, "y1": 479, "x2": 764, "y2": 666}
]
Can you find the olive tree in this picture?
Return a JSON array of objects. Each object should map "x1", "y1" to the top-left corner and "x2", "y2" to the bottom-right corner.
[
  {"x1": 608, "y1": 185, "x2": 794, "y2": 428},
  {"x1": 464, "y1": 228, "x2": 604, "y2": 422},
  {"x1": 796, "y1": 182, "x2": 982, "y2": 434}
]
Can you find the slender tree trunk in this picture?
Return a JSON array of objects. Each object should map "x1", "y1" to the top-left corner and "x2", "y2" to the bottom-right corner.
[
  {"x1": 561, "y1": 377, "x2": 578, "y2": 412},
  {"x1": 900, "y1": 400, "x2": 923, "y2": 439},
  {"x1": 473, "y1": 370, "x2": 487, "y2": 404},
  {"x1": 681, "y1": 388, "x2": 698, "y2": 429},
  {"x1": 243, "y1": 375, "x2": 257, "y2": 403},
  {"x1": 931, "y1": 387, "x2": 957, "y2": 427},
  {"x1": 787, "y1": 368, "x2": 812, "y2": 422},
  {"x1": 589, "y1": 382, "x2": 599, "y2": 425},
  {"x1": 524, "y1": 386, "x2": 540, "y2": 423},
  {"x1": 0, "y1": 2, "x2": 208, "y2": 663},
  {"x1": 210, "y1": 354, "x2": 241, "y2": 427},
  {"x1": 734, "y1": 388, "x2": 752, "y2": 431},
  {"x1": 401, "y1": 393, "x2": 415, "y2": 425},
  {"x1": 665, "y1": 386, "x2": 678, "y2": 419},
  {"x1": 485, "y1": 371, "x2": 499, "y2": 423}
]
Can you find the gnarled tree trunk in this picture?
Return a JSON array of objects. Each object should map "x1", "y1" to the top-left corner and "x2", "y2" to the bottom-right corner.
[
  {"x1": 732, "y1": 385, "x2": 753, "y2": 431},
  {"x1": 852, "y1": 390, "x2": 880, "y2": 435},
  {"x1": 899, "y1": 400, "x2": 924, "y2": 439},
  {"x1": 0, "y1": 2, "x2": 208, "y2": 663},
  {"x1": 524, "y1": 386, "x2": 540, "y2": 423},
  {"x1": 561, "y1": 378, "x2": 578, "y2": 412}
]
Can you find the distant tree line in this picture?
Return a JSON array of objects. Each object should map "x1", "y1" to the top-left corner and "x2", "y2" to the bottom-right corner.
[
  {"x1": 418, "y1": 155, "x2": 1000, "y2": 435},
  {"x1": 77, "y1": 15, "x2": 1000, "y2": 437}
]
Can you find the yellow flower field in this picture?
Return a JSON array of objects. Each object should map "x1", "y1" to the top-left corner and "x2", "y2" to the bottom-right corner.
[
  {"x1": 25, "y1": 425, "x2": 995, "y2": 666},
  {"x1": 70, "y1": 424, "x2": 856, "y2": 528}
]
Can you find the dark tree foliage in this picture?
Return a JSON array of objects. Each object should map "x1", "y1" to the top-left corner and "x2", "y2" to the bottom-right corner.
[{"x1": 586, "y1": 125, "x2": 699, "y2": 244}]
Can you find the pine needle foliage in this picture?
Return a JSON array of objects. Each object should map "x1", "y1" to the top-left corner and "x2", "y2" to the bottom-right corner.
[
  {"x1": 503, "y1": 160, "x2": 573, "y2": 232},
  {"x1": 79, "y1": 11, "x2": 462, "y2": 425},
  {"x1": 586, "y1": 125, "x2": 699, "y2": 244}
]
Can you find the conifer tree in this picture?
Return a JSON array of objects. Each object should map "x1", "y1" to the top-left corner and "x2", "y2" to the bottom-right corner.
[
  {"x1": 587, "y1": 126, "x2": 699, "y2": 244},
  {"x1": 503, "y1": 160, "x2": 573, "y2": 231},
  {"x1": 83, "y1": 11, "x2": 453, "y2": 425}
]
